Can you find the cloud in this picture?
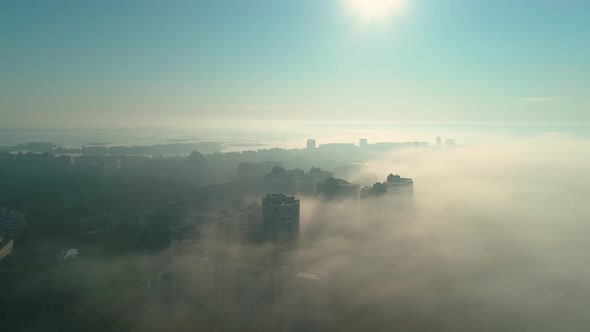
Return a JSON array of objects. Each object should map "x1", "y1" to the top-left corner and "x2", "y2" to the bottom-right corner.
[
  {"x1": 7, "y1": 133, "x2": 590, "y2": 331},
  {"x1": 292, "y1": 134, "x2": 590, "y2": 331}
]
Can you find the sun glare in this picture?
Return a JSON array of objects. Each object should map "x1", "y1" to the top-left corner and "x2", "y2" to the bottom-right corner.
[{"x1": 348, "y1": 0, "x2": 406, "y2": 21}]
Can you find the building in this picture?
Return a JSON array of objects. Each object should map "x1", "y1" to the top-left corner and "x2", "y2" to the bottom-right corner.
[
  {"x1": 359, "y1": 138, "x2": 368, "y2": 149},
  {"x1": 264, "y1": 167, "x2": 304, "y2": 194},
  {"x1": 0, "y1": 152, "x2": 73, "y2": 177},
  {"x1": 0, "y1": 208, "x2": 26, "y2": 240},
  {"x1": 297, "y1": 167, "x2": 333, "y2": 195},
  {"x1": 264, "y1": 167, "x2": 332, "y2": 196},
  {"x1": 0, "y1": 236, "x2": 13, "y2": 261},
  {"x1": 317, "y1": 177, "x2": 360, "y2": 200},
  {"x1": 385, "y1": 173, "x2": 414, "y2": 197},
  {"x1": 436, "y1": 136, "x2": 442, "y2": 145},
  {"x1": 288, "y1": 268, "x2": 330, "y2": 331},
  {"x1": 360, "y1": 182, "x2": 388, "y2": 199},
  {"x1": 262, "y1": 194, "x2": 300, "y2": 244},
  {"x1": 306, "y1": 139, "x2": 316, "y2": 150},
  {"x1": 361, "y1": 173, "x2": 413, "y2": 199}
]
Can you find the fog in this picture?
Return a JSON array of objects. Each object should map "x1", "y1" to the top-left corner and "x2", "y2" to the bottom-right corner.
[
  {"x1": 3, "y1": 0, "x2": 590, "y2": 330},
  {"x1": 8, "y1": 134, "x2": 588, "y2": 331},
  {"x1": 290, "y1": 134, "x2": 590, "y2": 331}
]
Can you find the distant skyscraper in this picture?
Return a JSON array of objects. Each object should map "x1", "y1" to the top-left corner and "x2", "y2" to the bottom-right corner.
[
  {"x1": 359, "y1": 138, "x2": 368, "y2": 149},
  {"x1": 306, "y1": 139, "x2": 316, "y2": 150},
  {"x1": 436, "y1": 136, "x2": 442, "y2": 145},
  {"x1": 262, "y1": 194, "x2": 300, "y2": 244}
]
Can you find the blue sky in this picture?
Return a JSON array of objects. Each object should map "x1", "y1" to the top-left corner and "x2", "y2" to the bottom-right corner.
[{"x1": 1, "y1": 0, "x2": 589, "y2": 128}]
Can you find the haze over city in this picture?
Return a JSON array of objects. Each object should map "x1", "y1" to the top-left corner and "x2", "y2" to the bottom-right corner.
[{"x1": 1, "y1": 1, "x2": 589, "y2": 331}]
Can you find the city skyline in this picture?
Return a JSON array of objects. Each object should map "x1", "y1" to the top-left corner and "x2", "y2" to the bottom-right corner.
[{"x1": 2, "y1": 2, "x2": 590, "y2": 331}]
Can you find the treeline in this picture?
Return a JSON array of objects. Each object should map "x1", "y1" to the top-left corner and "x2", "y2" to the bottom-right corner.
[{"x1": 4, "y1": 141, "x2": 223, "y2": 156}]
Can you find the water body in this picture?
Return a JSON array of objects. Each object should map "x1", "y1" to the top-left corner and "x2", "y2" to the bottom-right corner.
[{"x1": 1, "y1": 123, "x2": 588, "y2": 152}]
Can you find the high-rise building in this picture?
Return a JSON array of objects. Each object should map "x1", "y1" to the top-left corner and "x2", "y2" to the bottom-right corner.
[
  {"x1": 359, "y1": 138, "x2": 368, "y2": 149},
  {"x1": 264, "y1": 167, "x2": 303, "y2": 194},
  {"x1": 306, "y1": 139, "x2": 316, "y2": 150},
  {"x1": 317, "y1": 177, "x2": 360, "y2": 200},
  {"x1": 262, "y1": 194, "x2": 300, "y2": 244},
  {"x1": 0, "y1": 208, "x2": 26, "y2": 240},
  {"x1": 0, "y1": 236, "x2": 13, "y2": 261},
  {"x1": 360, "y1": 173, "x2": 414, "y2": 199},
  {"x1": 288, "y1": 268, "x2": 330, "y2": 330},
  {"x1": 436, "y1": 136, "x2": 442, "y2": 145},
  {"x1": 385, "y1": 173, "x2": 414, "y2": 197},
  {"x1": 264, "y1": 166, "x2": 333, "y2": 196}
]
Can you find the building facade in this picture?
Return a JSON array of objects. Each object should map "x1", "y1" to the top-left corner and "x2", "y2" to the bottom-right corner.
[
  {"x1": 317, "y1": 177, "x2": 360, "y2": 200},
  {"x1": 264, "y1": 167, "x2": 332, "y2": 196},
  {"x1": 262, "y1": 194, "x2": 300, "y2": 244},
  {"x1": 0, "y1": 208, "x2": 26, "y2": 240},
  {"x1": 385, "y1": 173, "x2": 414, "y2": 198},
  {"x1": 0, "y1": 236, "x2": 13, "y2": 261}
]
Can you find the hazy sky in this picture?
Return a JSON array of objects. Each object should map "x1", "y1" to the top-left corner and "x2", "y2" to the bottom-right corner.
[{"x1": 1, "y1": 0, "x2": 589, "y2": 128}]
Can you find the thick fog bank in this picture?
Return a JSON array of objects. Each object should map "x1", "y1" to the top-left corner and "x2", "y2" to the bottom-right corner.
[
  {"x1": 6, "y1": 134, "x2": 589, "y2": 332},
  {"x1": 291, "y1": 134, "x2": 590, "y2": 331}
]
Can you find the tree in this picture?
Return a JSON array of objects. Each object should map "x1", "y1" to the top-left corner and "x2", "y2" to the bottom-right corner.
[
  {"x1": 371, "y1": 182, "x2": 388, "y2": 195},
  {"x1": 188, "y1": 151, "x2": 206, "y2": 164}
]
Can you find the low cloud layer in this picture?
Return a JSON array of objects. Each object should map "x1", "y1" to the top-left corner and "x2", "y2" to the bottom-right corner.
[
  {"x1": 291, "y1": 133, "x2": 590, "y2": 331},
  {"x1": 7, "y1": 134, "x2": 590, "y2": 332}
]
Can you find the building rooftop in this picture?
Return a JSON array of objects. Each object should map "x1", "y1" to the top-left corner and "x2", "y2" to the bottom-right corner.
[
  {"x1": 318, "y1": 177, "x2": 359, "y2": 187},
  {"x1": 386, "y1": 173, "x2": 413, "y2": 184},
  {"x1": 263, "y1": 193, "x2": 299, "y2": 206}
]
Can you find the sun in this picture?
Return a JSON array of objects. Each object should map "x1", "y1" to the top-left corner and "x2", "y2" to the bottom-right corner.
[{"x1": 347, "y1": 0, "x2": 406, "y2": 21}]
